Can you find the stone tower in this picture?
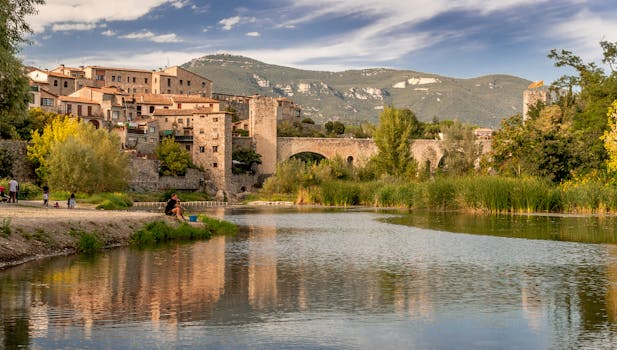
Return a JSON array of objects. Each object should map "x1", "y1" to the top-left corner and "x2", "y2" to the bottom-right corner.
[{"x1": 523, "y1": 89, "x2": 550, "y2": 121}]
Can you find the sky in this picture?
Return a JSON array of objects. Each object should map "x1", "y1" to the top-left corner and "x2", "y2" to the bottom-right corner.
[{"x1": 19, "y1": 0, "x2": 617, "y2": 83}]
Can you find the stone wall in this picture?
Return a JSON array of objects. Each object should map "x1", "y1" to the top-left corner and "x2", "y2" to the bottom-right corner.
[
  {"x1": 128, "y1": 158, "x2": 204, "y2": 192},
  {"x1": 0, "y1": 140, "x2": 36, "y2": 182}
]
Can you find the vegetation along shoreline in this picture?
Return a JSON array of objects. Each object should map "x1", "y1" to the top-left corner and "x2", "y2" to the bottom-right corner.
[{"x1": 0, "y1": 204, "x2": 237, "y2": 270}]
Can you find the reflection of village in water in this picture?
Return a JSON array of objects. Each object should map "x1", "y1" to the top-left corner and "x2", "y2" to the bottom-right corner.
[{"x1": 1, "y1": 210, "x2": 617, "y2": 347}]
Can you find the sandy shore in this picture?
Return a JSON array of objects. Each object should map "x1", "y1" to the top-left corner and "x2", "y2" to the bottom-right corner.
[{"x1": 0, "y1": 201, "x2": 163, "y2": 269}]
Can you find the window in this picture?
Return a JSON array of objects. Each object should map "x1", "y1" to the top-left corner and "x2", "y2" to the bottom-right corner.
[
  {"x1": 185, "y1": 145, "x2": 191, "y2": 151},
  {"x1": 96, "y1": 74, "x2": 104, "y2": 81},
  {"x1": 155, "y1": 77, "x2": 157, "y2": 83},
  {"x1": 213, "y1": 117, "x2": 218, "y2": 122},
  {"x1": 179, "y1": 90, "x2": 183, "y2": 94},
  {"x1": 199, "y1": 146, "x2": 205, "y2": 153},
  {"x1": 212, "y1": 163, "x2": 218, "y2": 168},
  {"x1": 187, "y1": 80, "x2": 191, "y2": 86},
  {"x1": 66, "y1": 104, "x2": 72, "y2": 113},
  {"x1": 41, "y1": 98, "x2": 54, "y2": 106},
  {"x1": 87, "y1": 106, "x2": 92, "y2": 116},
  {"x1": 145, "y1": 78, "x2": 148, "y2": 84},
  {"x1": 77, "y1": 105, "x2": 82, "y2": 116},
  {"x1": 149, "y1": 106, "x2": 155, "y2": 113},
  {"x1": 199, "y1": 129, "x2": 204, "y2": 134},
  {"x1": 167, "y1": 89, "x2": 171, "y2": 93},
  {"x1": 132, "y1": 77, "x2": 136, "y2": 83},
  {"x1": 111, "y1": 76, "x2": 116, "y2": 82},
  {"x1": 54, "y1": 80, "x2": 58, "y2": 86},
  {"x1": 112, "y1": 111, "x2": 119, "y2": 119},
  {"x1": 179, "y1": 79, "x2": 183, "y2": 86},
  {"x1": 63, "y1": 81, "x2": 68, "y2": 88},
  {"x1": 201, "y1": 82, "x2": 205, "y2": 88},
  {"x1": 212, "y1": 146, "x2": 218, "y2": 153},
  {"x1": 177, "y1": 103, "x2": 182, "y2": 109},
  {"x1": 145, "y1": 89, "x2": 149, "y2": 93},
  {"x1": 137, "y1": 106, "x2": 142, "y2": 115},
  {"x1": 178, "y1": 118, "x2": 183, "y2": 124},
  {"x1": 165, "y1": 117, "x2": 168, "y2": 122},
  {"x1": 167, "y1": 78, "x2": 171, "y2": 87},
  {"x1": 149, "y1": 126, "x2": 155, "y2": 133},
  {"x1": 78, "y1": 83, "x2": 83, "y2": 89}
]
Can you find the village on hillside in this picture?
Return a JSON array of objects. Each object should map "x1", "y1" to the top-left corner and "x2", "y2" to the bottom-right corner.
[{"x1": 25, "y1": 64, "x2": 303, "y2": 198}]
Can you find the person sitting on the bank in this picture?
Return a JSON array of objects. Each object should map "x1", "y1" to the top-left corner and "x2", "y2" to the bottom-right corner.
[{"x1": 165, "y1": 193, "x2": 186, "y2": 221}]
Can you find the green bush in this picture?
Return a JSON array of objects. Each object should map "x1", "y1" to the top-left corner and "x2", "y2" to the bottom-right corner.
[
  {"x1": 77, "y1": 232, "x2": 103, "y2": 254},
  {"x1": 130, "y1": 218, "x2": 237, "y2": 247}
]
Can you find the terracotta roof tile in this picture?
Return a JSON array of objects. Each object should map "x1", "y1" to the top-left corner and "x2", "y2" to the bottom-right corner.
[{"x1": 59, "y1": 96, "x2": 99, "y2": 104}]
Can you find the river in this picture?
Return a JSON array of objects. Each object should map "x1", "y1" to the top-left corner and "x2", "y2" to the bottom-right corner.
[{"x1": 1, "y1": 207, "x2": 616, "y2": 349}]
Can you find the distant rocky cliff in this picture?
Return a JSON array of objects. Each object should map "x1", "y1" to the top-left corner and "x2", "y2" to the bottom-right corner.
[{"x1": 183, "y1": 54, "x2": 530, "y2": 128}]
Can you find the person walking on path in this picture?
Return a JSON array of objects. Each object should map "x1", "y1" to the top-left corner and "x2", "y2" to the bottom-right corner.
[
  {"x1": 68, "y1": 193, "x2": 76, "y2": 209},
  {"x1": 165, "y1": 193, "x2": 186, "y2": 221},
  {"x1": 8, "y1": 178, "x2": 18, "y2": 203},
  {"x1": 42, "y1": 185, "x2": 49, "y2": 207}
]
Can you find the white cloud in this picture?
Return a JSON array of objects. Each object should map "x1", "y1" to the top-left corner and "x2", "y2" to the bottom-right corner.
[
  {"x1": 548, "y1": 9, "x2": 617, "y2": 61},
  {"x1": 51, "y1": 22, "x2": 97, "y2": 31},
  {"x1": 26, "y1": 0, "x2": 173, "y2": 33},
  {"x1": 101, "y1": 29, "x2": 116, "y2": 36},
  {"x1": 219, "y1": 16, "x2": 241, "y2": 30},
  {"x1": 29, "y1": 50, "x2": 207, "y2": 71},
  {"x1": 170, "y1": 0, "x2": 190, "y2": 9},
  {"x1": 120, "y1": 30, "x2": 181, "y2": 43},
  {"x1": 246, "y1": 32, "x2": 260, "y2": 37}
]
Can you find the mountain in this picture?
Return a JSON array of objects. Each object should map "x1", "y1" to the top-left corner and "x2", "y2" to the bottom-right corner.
[{"x1": 182, "y1": 54, "x2": 531, "y2": 128}]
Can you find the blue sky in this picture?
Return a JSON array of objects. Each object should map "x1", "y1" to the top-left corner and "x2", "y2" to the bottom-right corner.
[{"x1": 20, "y1": 0, "x2": 617, "y2": 83}]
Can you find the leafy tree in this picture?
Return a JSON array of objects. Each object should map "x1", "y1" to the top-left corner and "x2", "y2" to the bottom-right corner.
[
  {"x1": 372, "y1": 107, "x2": 418, "y2": 177},
  {"x1": 46, "y1": 126, "x2": 129, "y2": 193},
  {"x1": 232, "y1": 148, "x2": 262, "y2": 174},
  {"x1": 332, "y1": 121, "x2": 345, "y2": 135},
  {"x1": 27, "y1": 116, "x2": 82, "y2": 183},
  {"x1": 602, "y1": 100, "x2": 617, "y2": 173},
  {"x1": 0, "y1": 147, "x2": 13, "y2": 178},
  {"x1": 27, "y1": 118, "x2": 128, "y2": 192},
  {"x1": 15, "y1": 108, "x2": 62, "y2": 140},
  {"x1": 301, "y1": 117, "x2": 315, "y2": 124},
  {"x1": 156, "y1": 137, "x2": 191, "y2": 176},
  {"x1": 439, "y1": 121, "x2": 482, "y2": 175},
  {"x1": 0, "y1": 0, "x2": 45, "y2": 139}
]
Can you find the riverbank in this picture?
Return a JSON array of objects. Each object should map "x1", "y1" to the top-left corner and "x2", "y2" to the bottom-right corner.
[{"x1": 0, "y1": 203, "x2": 162, "y2": 269}]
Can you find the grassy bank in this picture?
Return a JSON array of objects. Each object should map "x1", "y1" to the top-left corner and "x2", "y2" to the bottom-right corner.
[
  {"x1": 130, "y1": 216, "x2": 238, "y2": 246},
  {"x1": 260, "y1": 174, "x2": 617, "y2": 214}
]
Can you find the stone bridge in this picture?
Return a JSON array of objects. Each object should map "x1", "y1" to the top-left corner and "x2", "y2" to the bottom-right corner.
[{"x1": 275, "y1": 137, "x2": 448, "y2": 170}]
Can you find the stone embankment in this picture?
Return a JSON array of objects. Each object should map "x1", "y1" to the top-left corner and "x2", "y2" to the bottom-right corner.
[{"x1": 0, "y1": 203, "x2": 161, "y2": 269}]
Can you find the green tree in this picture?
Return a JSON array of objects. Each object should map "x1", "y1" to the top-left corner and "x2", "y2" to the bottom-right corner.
[
  {"x1": 602, "y1": 100, "x2": 617, "y2": 173},
  {"x1": 28, "y1": 119, "x2": 128, "y2": 192},
  {"x1": 27, "y1": 116, "x2": 82, "y2": 183},
  {"x1": 332, "y1": 121, "x2": 345, "y2": 135},
  {"x1": 0, "y1": 0, "x2": 45, "y2": 139},
  {"x1": 46, "y1": 126, "x2": 129, "y2": 193},
  {"x1": 232, "y1": 148, "x2": 262, "y2": 174},
  {"x1": 156, "y1": 137, "x2": 191, "y2": 176},
  {"x1": 439, "y1": 121, "x2": 482, "y2": 175},
  {"x1": 372, "y1": 107, "x2": 418, "y2": 177}
]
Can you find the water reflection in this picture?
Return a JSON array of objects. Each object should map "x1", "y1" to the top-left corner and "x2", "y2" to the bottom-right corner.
[{"x1": 0, "y1": 208, "x2": 616, "y2": 349}]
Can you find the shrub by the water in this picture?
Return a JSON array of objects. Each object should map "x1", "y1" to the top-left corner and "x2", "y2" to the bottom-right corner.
[
  {"x1": 131, "y1": 217, "x2": 237, "y2": 246},
  {"x1": 77, "y1": 232, "x2": 103, "y2": 254}
]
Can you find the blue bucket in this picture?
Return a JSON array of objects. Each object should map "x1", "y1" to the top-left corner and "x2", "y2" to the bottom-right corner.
[{"x1": 189, "y1": 215, "x2": 197, "y2": 222}]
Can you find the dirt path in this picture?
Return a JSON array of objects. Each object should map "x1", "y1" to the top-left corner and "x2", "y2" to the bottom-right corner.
[{"x1": 0, "y1": 202, "x2": 162, "y2": 269}]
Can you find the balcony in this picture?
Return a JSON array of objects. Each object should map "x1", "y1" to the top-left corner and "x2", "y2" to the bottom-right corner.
[{"x1": 174, "y1": 135, "x2": 193, "y2": 142}]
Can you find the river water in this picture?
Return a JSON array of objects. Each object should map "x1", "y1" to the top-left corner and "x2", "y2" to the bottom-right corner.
[{"x1": 1, "y1": 208, "x2": 617, "y2": 349}]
